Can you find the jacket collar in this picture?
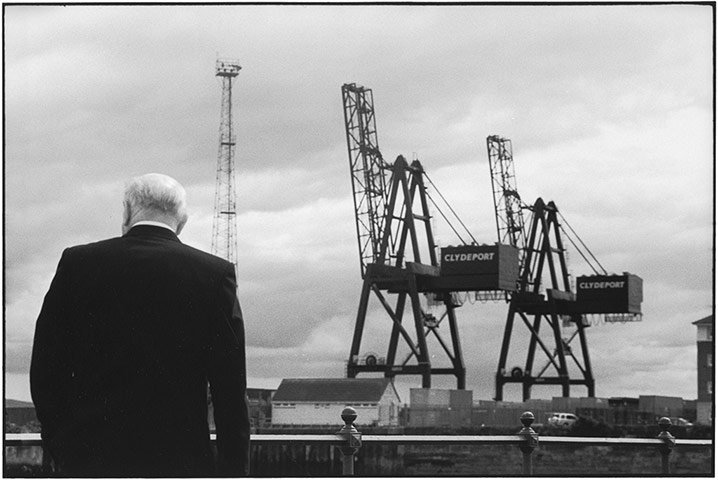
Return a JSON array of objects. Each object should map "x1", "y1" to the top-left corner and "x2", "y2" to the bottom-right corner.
[{"x1": 124, "y1": 224, "x2": 181, "y2": 243}]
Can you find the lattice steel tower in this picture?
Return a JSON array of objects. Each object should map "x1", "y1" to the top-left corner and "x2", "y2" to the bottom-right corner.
[{"x1": 212, "y1": 58, "x2": 242, "y2": 267}]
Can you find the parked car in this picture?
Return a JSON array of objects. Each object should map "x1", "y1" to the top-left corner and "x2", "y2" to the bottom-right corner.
[
  {"x1": 548, "y1": 412, "x2": 578, "y2": 428},
  {"x1": 671, "y1": 417, "x2": 694, "y2": 427}
]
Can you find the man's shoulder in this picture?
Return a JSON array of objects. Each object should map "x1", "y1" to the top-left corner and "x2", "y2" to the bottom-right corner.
[
  {"x1": 62, "y1": 236, "x2": 123, "y2": 256},
  {"x1": 174, "y1": 242, "x2": 233, "y2": 270},
  {"x1": 63, "y1": 235, "x2": 232, "y2": 270}
]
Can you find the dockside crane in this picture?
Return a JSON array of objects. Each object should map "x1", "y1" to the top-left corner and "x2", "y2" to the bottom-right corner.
[
  {"x1": 487, "y1": 135, "x2": 643, "y2": 401},
  {"x1": 342, "y1": 84, "x2": 518, "y2": 389}
]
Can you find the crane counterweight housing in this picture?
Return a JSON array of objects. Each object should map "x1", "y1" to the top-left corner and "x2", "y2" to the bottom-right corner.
[
  {"x1": 439, "y1": 244, "x2": 519, "y2": 291},
  {"x1": 576, "y1": 273, "x2": 643, "y2": 314}
]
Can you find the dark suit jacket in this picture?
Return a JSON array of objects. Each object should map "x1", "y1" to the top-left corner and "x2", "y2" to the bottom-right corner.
[{"x1": 30, "y1": 225, "x2": 250, "y2": 477}]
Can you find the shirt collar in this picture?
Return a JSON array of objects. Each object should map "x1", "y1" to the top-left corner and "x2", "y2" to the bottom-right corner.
[{"x1": 131, "y1": 220, "x2": 176, "y2": 233}]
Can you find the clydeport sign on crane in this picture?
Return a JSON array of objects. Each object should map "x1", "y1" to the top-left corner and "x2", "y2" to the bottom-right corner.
[{"x1": 340, "y1": 84, "x2": 643, "y2": 399}]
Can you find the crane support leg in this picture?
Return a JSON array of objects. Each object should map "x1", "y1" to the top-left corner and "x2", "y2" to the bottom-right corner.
[
  {"x1": 495, "y1": 304, "x2": 518, "y2": 401},
  {"x1": 347, "y1": 277, "x2": 372, "y2": 378},
  {"x1": 445, "y1": 298, "x2": 466, "y2": 390},
  {"x1": 523, "y1": 312, "x2": 542, "y2": 400},
  {"x1": 576, "y1": 317, "x2": 595, "y2": 396},
  {"x1": 408, "y1": 274, "x2": 431, "y2": 388},
  {"x1": 385, "y1": 292, "x2": 408, "y2": 378}
]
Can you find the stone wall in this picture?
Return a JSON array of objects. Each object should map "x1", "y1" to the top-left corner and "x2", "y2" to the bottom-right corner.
[{"x1": 5, "y1": 439, "x2": 713, "y2": 477}]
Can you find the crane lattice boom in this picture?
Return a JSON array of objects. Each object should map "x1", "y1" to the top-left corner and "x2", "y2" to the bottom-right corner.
[
  {"x1": 342, "y1": 83, "x2": 391, "y2": 277},
  {"x1": 487, "y1": 135, "x2": 528, "y2": 282}
]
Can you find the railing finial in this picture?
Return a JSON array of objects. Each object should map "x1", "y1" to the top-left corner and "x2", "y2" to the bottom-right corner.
[
  {"x1": 657, "y1": 416, "x2": 675, "y2": 475},
  {"x1": 520, "y1": 411, "x2": 535, "y2": 428},
  {"x1": 658, "y1": 416, "x2": 673, "y2": 435},
  {"x1": 341, "y1": 406, "x2": 358, "y2": 427},
  {"x1": 518, "y1": 411, "x2": 539, "y2": 475},
  {"x1": 336, "y1": 407, "x2": 362, "y2": 476}
]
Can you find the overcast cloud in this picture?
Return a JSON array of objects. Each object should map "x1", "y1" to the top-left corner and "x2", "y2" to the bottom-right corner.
[{"x1": 3, "y1": 4, "x2": 714, "y2": 403}]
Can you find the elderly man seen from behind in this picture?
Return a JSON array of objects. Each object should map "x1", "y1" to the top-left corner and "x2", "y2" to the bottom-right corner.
[{"x1": 31, "y1": 173, "x2": 250, "y2": 477}]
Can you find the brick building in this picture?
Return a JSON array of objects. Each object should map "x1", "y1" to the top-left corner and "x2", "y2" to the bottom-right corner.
[{"x1": 693, "y1": 314, "x2": 713, "y2": 424}]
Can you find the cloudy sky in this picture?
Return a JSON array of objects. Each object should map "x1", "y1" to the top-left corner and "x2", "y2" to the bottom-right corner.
[{"x1": 4, "y1": 4, "x2": 713, "y2": 406}]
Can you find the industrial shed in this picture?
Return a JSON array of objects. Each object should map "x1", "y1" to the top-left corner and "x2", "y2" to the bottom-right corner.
[{"x1": 271, "y1": 378, "x2": 401, "y2": 426}]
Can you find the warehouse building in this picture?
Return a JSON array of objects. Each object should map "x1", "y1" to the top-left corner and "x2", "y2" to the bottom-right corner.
[{"x1": 271, "y1": 378, "x2": 401, "y2": 426}]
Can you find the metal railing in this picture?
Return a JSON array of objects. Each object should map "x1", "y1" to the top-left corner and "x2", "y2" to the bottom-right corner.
[{"x1": 5, "y1": 409, "x2": 712, "y2": 476}]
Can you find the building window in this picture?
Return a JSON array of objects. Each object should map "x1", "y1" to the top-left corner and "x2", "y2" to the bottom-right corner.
[
  {"x1": 708, "y1": 354, "x2": 713, "y2": 367},
  {"x1": 707, "y1": 381, "x2": 713, "y2": 396}
]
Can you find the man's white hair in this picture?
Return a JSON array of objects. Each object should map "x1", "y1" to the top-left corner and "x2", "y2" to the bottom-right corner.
[{"x1": 124, "y1": 173, "x2": 188, "y2": 221}]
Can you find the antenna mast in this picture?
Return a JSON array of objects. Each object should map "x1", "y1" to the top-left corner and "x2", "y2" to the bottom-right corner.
[{"x1": 212, "y1": 58, "x2": 242, "y2": 268}]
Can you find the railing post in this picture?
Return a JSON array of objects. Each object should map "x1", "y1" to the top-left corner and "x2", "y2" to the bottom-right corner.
[
  {"x1": 518, "y1": 411, "x2": 539, "y2": 476},
  {"x1": 336, "y1": 407, "x2": 362, "y2": 476},
  {"x1": 656, "y1": 417, "x2": 675, "y2": 475}
]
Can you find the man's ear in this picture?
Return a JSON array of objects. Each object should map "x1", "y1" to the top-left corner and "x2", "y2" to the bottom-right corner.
[
  {"x1": 122, "y1": 202, "x2": 133, "y2": 234},
  {"x1": 176, "y1": 213, "x2": 188, "y2": 235}
]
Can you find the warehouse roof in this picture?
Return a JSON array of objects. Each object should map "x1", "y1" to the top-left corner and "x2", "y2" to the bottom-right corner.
[
  {"x1": 272, "y1": 378, "x2": 396, "y2": 403},
  {"x1": 692, "y1": 315, "x2": 714, "y2": 325}
]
